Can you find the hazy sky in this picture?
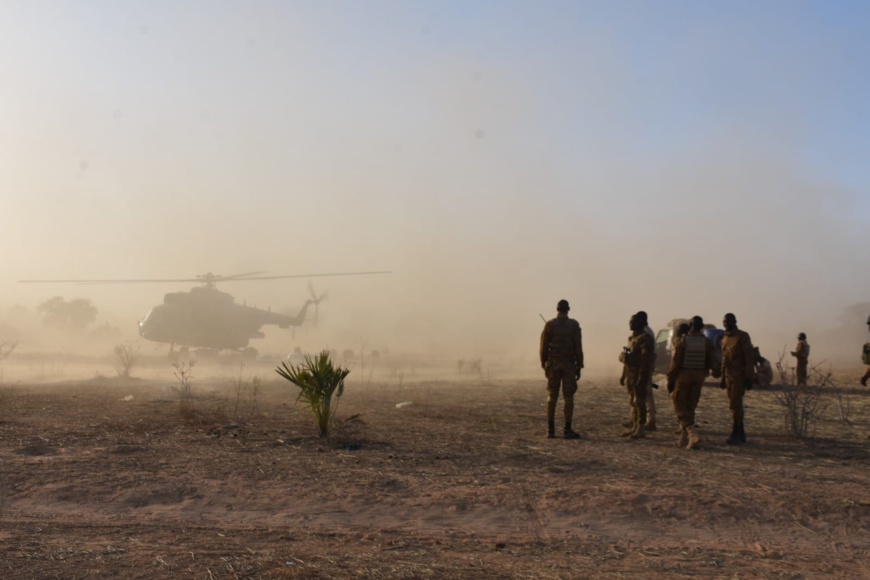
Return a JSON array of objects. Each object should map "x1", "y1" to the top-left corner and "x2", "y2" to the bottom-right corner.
[{"x1": 1, "y1": 1, "x2": 868, "y2": 363}]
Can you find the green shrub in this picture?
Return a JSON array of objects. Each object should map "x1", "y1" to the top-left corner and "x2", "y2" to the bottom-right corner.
[{"x1": 276, "y1": 350, "x2": 351, "y2": 438}]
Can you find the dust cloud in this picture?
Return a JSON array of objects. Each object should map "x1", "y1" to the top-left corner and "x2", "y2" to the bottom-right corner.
[{"x1": 1, "y1": 3, "x2": 868, "y2": 376}]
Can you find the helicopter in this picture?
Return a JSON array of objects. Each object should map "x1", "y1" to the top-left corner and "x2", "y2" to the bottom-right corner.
[{"x1": 20, "y1": 270, "x2": 390, "y2": 355}]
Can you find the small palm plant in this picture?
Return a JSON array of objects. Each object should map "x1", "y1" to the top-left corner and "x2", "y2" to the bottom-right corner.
[{"x1": 276, "y1": 350, "x2": 351, "y2": 438}]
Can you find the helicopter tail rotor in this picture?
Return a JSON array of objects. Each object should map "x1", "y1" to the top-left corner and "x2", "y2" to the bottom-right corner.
[{"x1": 307, "y1": 282, "x2": 328, "y2": 325}]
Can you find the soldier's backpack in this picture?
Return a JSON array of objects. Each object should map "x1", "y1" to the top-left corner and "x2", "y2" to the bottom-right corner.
[{"x1": 862, "y1": 343, "x2": 870, "y2": 365}]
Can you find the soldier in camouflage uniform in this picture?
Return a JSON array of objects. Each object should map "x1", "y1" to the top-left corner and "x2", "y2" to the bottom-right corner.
[
  {"x1": 540, "y1": 299, "x2": 584, "y2": 439},
  {"x1": 667, "y1": 316, "x2": 716, "y2": 449},
  {"x1": 719, "y1": 313, "x2": 755, "y2": 445},
  {"x1": 636, "y1": 311, "x2": 658, "y2": 431},
  {"x1": 790, "y1": 333, "x2": 810, "y2": 387},
  {"x1": 620, "y1": 314, "x2": 655, "y2": 439},
  {"x1": 861, "y1": 315, "x2": 870, "y2": 387}
]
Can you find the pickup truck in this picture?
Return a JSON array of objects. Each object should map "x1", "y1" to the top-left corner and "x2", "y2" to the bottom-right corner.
[{"x1": 653, "y1": 318, "x2": 724, "y2": 375}]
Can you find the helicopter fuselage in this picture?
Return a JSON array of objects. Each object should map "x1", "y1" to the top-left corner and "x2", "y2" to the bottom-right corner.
[{"x1": 138, "y1": 287, "x2": 309, "y2": 350}]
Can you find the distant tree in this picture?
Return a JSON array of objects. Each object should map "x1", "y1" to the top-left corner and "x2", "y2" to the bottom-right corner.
[
  {"x1": 114, "y1": 342, "x2": 141, "y2": 378},
  {"x1": 36, "y1": 296, "x2": 98, "y2": 334},
  {"x1": 0, "y1": 341, "x2": 17, "y2": 363}
]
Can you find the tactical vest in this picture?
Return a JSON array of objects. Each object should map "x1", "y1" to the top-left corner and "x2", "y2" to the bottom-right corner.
[
  {"x1": 863, "y1": 343, "x2": 870, "y2": 365},
  {"x1": 546, "y1": 318, "x2": 579, "y2": 362},
  {"x1": 683, "y1": 335, "x2": 707, "y2": 370}
]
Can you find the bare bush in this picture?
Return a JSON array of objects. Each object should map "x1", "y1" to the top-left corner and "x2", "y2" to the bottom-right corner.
[
  {"x1": 172, "y1": 360, "x2": 196, "y2": 414},
  {"x1": 113, "y1": 342, "x2": 140, "y2": 378},
  {"x1": 833, "y1": 386, "x2": 852, "y2": 423},
  {"x1": 773, "y1": 363, "x2": 831, "y2": 438},
  {"x1": 0, "y1": 341, "x2": 17, "y2": 385},
  {"x1": 233, "y1": 366, "x2": 261, "y2": 420}
]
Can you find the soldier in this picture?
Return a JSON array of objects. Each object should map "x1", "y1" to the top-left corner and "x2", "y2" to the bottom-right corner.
[
  {"x1": 672, "y1": 322, "x2": 690, "y2": 348},
  {"x1": 753, "y1": 347, "x2": 774, "y2": 388},
  {"x1": 719, "y1": 313, "x2": 755, "y2": 445},
  {"x1": 635, "y1": 310, "x2": 658, "y2": 431},
  {"x1": 667, "y1": 316, "x2": 716, "y2": 449},
  {"x1": 619, "y1": 314, "x2": 655, "y2": 439},
  {"x1": 861, "y1": 315, "x2": 870, "y2": 387},
  {"x1": 790, "y1": 333, "x2": 810, "y2": 387},
  {"x1": 540, "y1": 299, "x2": 584, "y2": 439}
]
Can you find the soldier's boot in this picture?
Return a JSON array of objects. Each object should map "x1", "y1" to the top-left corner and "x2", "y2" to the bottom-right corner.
[
  {"x1": 621, "y1": 408, "x2": 637, "y2": 435},
  {"x1": 645, "y1": 416, "x2": 657, "y2": 432},
  {"x1": 629, "y1": 421, "x2": 646, "y2": 439},
  {"x1": 725, "y1": 421, "x2": 741, "y2": 445},
  {"x1": 547, "y1": 419, "x2": 555, "y2": 439},
  {"x1": 677, "y1": 427, "x2": 688, "y2": 448},
  {"x1": 737, "y1": 421, "x2": 747, "y2": 443},
  {"x1": 686, "y1": 425, "x2": 702, "y2": 450},
  {"x1": 563, "y1": 422, "x2": 580, "y2": 440},
  {"x1": 630, "y1": 407, "x2": 646, "y2": 439}
]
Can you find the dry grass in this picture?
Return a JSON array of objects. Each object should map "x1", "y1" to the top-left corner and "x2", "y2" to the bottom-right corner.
[{"x1": 0, "y1": 360, "x2": 869, "y2": 578}]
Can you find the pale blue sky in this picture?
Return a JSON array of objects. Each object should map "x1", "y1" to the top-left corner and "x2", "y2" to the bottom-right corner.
[{"x1": 1, "y1": 1, "x2": 868, "y2": 357}]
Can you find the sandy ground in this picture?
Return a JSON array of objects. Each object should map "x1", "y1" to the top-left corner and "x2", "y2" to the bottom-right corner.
[{"x1": 1, "y1": 356, "x2": 870, "y2": 579}]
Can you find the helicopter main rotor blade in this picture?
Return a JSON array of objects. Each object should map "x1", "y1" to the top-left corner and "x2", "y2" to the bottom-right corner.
[
  {"x1": 218, "y1": 271, "x2": 270, "y2": 281},
  {"x1": 214, "y1": 271, "x2": 392, "y2": 282},
  {"x1": 19, "y1": 270, "x2": 390, "y2": 285},
  {"x1": 19, "y1": 278, "x2": 205, "y2": 284}
]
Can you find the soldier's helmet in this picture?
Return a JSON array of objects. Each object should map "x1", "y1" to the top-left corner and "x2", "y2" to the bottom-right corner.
[
  {"x1": 557, "y1": 299, "x2": 570, "y2": 312},
  {"x1": 798, "y1": 332, "x2": 806, "y2": 340}
]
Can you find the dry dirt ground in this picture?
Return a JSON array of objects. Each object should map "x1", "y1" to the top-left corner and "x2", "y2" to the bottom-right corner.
[{"x1": 1, "y1": 357, "x2": 870, "y2": 579}]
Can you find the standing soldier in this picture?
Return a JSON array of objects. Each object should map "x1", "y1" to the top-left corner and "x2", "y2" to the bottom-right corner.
[
  {"x1": 540, "y1": 299, "x2": 584, "y2": 439},
  {"x1": 620, "y1": 314, "x2": 655, "y2": 439},
  {"x1": 636, "y1": 311, "x2": 658, "y2": 431},
  {"x1": 720, "y1": 313, "x2": 755, "y2": 445},
  {"x1": 790, "y1": 333, "x2": 810, "y2": 386},
  {"x1": 861, "y1": 315, "x2": 870, "y2": 386},
  {"x1": 667, "y1": 316, "x2": 716, "y2": 449}
]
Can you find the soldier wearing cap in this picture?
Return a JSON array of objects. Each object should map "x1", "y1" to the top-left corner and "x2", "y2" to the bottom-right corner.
[
  {"x1": 667, "y1": 316, "x2": 716, "y2": 449},
  {"x1": 540, "y1": 299, "x2": 584, "y2": 439},
  {"x1": 719, "y1": 313, "x2": 755, "y2": 445},
  {"x1": 619, "y1": 313, "x2": 655, "y2": 439},
  {"x1": 790, "y1": 332, "x2": 810, "y2": 387},
  {"x1": 861, "y1": 316, "x2": 870, "y2": 387}
]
